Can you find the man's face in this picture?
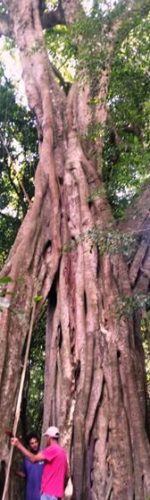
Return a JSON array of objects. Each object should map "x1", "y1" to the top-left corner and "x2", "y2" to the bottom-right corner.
[{"x1": 29, "y1": 437, "x2": 39, "y2": 454}]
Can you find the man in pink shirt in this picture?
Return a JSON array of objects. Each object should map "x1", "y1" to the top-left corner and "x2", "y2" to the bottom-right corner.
[{"x1": 12, "y1": 426, "x2": 69, "y2": 500}]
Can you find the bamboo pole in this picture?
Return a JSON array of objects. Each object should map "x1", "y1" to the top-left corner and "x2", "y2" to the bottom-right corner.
[{"x1": 2, "y1": 299, "x2": 37, "y2": 500}]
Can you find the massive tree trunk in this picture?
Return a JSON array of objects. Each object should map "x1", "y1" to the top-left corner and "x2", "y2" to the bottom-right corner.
[{"x1": 0, "y1": 1, "x2": 150, "y2": 499}]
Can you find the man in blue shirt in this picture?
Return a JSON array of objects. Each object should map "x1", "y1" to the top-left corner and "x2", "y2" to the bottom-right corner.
[{"x1": 17, "y1": 432, "x2": 44, "y2": 500}]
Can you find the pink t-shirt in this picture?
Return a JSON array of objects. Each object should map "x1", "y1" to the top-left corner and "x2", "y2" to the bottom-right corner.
[{"x1": 41, "y1": 443, "x2": 68, "y2": 498}]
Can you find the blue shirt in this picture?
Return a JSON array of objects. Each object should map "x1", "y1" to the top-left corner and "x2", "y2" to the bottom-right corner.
[{"x1": 21, "y1": 457, "x2": 44, "y2": 500}]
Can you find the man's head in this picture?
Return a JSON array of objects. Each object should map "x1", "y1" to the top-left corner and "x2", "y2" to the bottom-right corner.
[
  {"x1": 43, "y1": 426, "x2": 59, "y2": 446},
  {"x1": 26, "y1": 432, "x2": 40, "y2": 454}
]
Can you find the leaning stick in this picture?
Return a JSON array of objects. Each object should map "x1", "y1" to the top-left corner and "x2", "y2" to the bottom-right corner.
[{"x1": 2, "y1": 299, "x2": 37, "y2": 500}]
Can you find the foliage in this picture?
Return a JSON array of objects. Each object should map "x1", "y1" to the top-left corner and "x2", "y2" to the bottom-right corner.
[
  {"x1": 45, "y1": 5, "x2": 105, "y2": 85},
  {"x1": 21, "y1": 309, "x2": 46, "y2": 435},
  {"x1": 103, "y1": 12, "x2": 150, "y2": 217},
  {"x1": 45, "y1": 25, "x2": 77, "y2": 83},
  {"x1": 141, "y1": 317, "x2": 150, "y2": 388},
  {"x1": 64, "y1": 225, "x2": 137, "y2": 261},
  {"x1": 0, "y1": 1, "x2": 5, "y2": 14},
  {"x1": 0, "y1": 65, "x2": 38, "y2": 267}
]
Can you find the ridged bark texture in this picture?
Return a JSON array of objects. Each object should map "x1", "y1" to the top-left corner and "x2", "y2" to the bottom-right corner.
[{"x1": 0, "y1": 1, "x2": 149, "y2": 499}]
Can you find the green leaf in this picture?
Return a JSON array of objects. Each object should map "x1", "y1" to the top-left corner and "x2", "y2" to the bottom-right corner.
[
  {"x1": 0, "y1": 276, "x2": 13, "y2": 284},
  {"x1": 33, "y1": 294, "x2": 43, "y2": 303}
]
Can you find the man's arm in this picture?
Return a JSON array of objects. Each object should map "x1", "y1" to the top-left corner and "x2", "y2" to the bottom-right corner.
[
  {"x1": 64, "y1": 473, "x2": 69, "y2": 489},
  {"x1": 11, "y1": 438, "x2": 44, "y2": 463}
]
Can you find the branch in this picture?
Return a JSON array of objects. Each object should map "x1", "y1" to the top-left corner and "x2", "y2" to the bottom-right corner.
[
  {"x1": 119, "y1": 182, "x2": 150, "y2": 292},
  {"x1": 51, "y1": 62, "x2": 71, "y2": 94},
  {"x1": 41, "y1": 0, "x2": 81, "y2": 29},
  {"x1": 41, "y1": 1, "x2": 65, "y2": 29},
  {"x1": 60, "y1": 0, "x2": 81, "y2": 24},
  {"x1": 119, "y1": 182, "x2": 150, "y2": 235}
]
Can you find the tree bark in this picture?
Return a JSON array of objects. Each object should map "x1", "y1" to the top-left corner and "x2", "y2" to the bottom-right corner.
[{"x1": 0, "y1": 1, "x2": 150, "y2": 499}]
